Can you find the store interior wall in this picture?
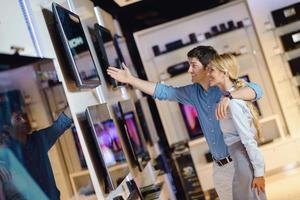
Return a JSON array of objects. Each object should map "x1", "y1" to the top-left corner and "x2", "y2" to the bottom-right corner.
[{"x1": 0, "y1": 0, "x2": 300, "y2": 199}]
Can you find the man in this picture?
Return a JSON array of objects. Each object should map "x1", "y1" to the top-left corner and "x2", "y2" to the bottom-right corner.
[
  {"x1": 107, "y1": 46, "x2": 262, "y2": 200},
  {"x1": 2, "y1": 109, "x2": 73, "y2": 200}
]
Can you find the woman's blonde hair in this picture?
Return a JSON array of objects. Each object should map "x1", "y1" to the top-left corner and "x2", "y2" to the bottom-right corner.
[{"x1": 210, "y1": 53, "x2": 262, "y2": 140}]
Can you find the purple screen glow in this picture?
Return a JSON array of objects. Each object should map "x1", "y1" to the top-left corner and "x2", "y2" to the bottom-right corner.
[
  {"x1": 93, "y1": 119, "x2": 126, "y2": 167},
  {"x1": 179, "y1": 104, "x2": 203, "y2": 138},
  {"x1": 124, "y1": 112, "x2": 143, "y2": 155}
]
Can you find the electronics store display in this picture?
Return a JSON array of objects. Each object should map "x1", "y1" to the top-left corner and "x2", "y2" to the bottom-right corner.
[
  {"x1": 151, "y1": 19, "x2": 250, "y2": 56},
  {"x1": 52, "y1": 3, "x2": 101, "y2": 88},
  {"x1": 271, "y1": 2, "x2": 300, "y2": 27},
  {"x1": 179, "y1": 103, "x2": 203, "y2": 139},
  {"x1": 280, "y1": 29, "x2": 300, "y2": 51},
  {"x1": 171, "y1": 142, "x2": 205, "y2": 200},
  {"x1": 288, "y1": 57, "x2": 300, "y2": 76},
  {"x1": 85, "y1": 104, "x2": 130, "y2": 192},
  {"x1": 89, "y1": 24, "x2": 124, "y2": 87},
  {"x1": 114, "y1": 101, "x2": 150, "y2": 171}
]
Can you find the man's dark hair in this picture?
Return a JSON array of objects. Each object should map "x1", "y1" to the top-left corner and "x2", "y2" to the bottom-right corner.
[{"x1": 187, "y1": 46, "x2": 218, "y2": 68}]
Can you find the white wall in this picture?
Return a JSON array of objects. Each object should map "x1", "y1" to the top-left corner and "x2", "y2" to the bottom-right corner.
[
  {"x1": 0, "y1": 0, "x2": 36, "y2": 56},
  {"x1": 134, "y1": 0, "x2": 284, "y2": 145},
  {"x1": 246, "y1": 0, "x2": 300, "y2": 136}
]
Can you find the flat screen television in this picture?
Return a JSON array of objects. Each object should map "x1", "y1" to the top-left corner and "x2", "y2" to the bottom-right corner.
[
  {"x1": 114, "y1": 103, "x2": 149, "y2": 171},
  {"x1": 179, "y1": 103, "x2": 203, "y2": 139},
  {"x1": 280, "y1": 29, "x2": 300, "y2": 51},
  {"x1": 134, "y1": 100, "x2": 153, "y2": 145},
  {"x1": 89, "y1": 24, "x2": 124, "y2": 87},
  {"x1": 71, "y1": 126, "x2": 87, "y2": 169},
  {"x1": 123, "y1": 111, "x2": 144, "y2": 157},
  {"x1": 288, "y1": 56, "x2": 300, "y2": 76},
  {"x1": 52, "y1": 3, "x2": 100, "y2": 88},
  {"x1": 85, "y1": 104, "x2": 129, "y2": 192}
]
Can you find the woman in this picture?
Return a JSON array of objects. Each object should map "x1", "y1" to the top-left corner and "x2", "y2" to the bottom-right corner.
[{"x1": 207, "y1": 53, "x2": 267, "y2": 200}]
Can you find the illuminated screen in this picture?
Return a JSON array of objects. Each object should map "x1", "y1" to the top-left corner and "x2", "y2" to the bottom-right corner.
[
  {"x1": 52, "y1": 3, "x2": 100, "y2": 87},
  {"x1": 179, "y1": 104, "x2": 203, "y2": 139},
  {"x1": 92, "y1": 119, "x2": 126, "y2": 167},
  {"x1": 124, "y1": 112, "x2": 144, "y2": 156}
]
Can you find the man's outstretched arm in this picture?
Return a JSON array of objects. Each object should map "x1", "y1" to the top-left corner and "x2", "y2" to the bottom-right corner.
[{"x1": 107, "y1": 64, "x2": 156, "y2": 96}]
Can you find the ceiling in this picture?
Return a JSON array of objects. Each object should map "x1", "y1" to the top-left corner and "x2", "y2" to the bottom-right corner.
[
  {"x1": 92, "y1": 0, "x2": 230, "y2": 32},
  {"x1": 91, "y1": 0, "x2": 230, "y2": 80}
]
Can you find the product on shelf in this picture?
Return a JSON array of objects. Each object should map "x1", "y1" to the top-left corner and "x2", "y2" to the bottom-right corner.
[
  {"x1": 89, "y1": 24, "x2": 124, "y2": 87},
  {"x1": 165, "y1": 39, "x2": 184, "y2": 51},
  {"x1": 288, "y1": 56, "x2": 300, "y2": 76},
  {"x1": 179, "y1": 103, "x2": 204, "y2": 139},
  {"x1": 271, "y1": 2, "x2": 300, "y2": 27},
  {"x1": 52, "y1": 3, "x2": 101, "y2": 88},
  {"x1": 85, "y1": 104, "x2": 130, "y2": 192},
  {"x1": 280, "y1": 29, "x2": 300, "y2": 51},
  {"x1": 166, "y1": 61, "x2": 189, "y2": 77}
]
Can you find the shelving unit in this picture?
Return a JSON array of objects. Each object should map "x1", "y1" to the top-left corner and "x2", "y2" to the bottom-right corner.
[{"x1": 133, "y1": 0, "x2": 289, "y2": 193}]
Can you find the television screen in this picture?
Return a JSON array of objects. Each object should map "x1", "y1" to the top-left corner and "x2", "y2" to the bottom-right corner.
[
  {"x1": 85, "y1": 105, "x2": 129, "y2": 191},
  {"x1": 90, "y1": 24, "x2": 124, "y2": 87},
  {"x1": 134, "y1": 100, "x2": 153, "y2": 145},
  {"x1": 93, "y1": 119, "x2": 126, "y2": 166},
  {"x1": 71, "y1": 126, "x2": 87, "y2": 169},
  {"x1": 179, "y1": 104, "x2": 203, "y2": 139},
  {"x1": 52, "y1": 3, "x2": 100, "y2": 88},
  {"x1": 124, "y1": 112, "x2": 144, "y2": 157}
]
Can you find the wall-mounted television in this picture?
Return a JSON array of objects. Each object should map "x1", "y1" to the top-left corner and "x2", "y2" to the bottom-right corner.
[
  {"x1": 52, "y1": 3, "x2": 100, "y2": 88},
  {"x1": 288, "y1": 56, "x2": 300, "y2": 76},
  {"x1": 71, "y1": 126, "x2": 87, "y2": 169},
  {"x1": 179, "y1": 103, "x2": 203, "y2": 139},
  {"x1": 124, "y1": 111, "x2": 144, "y2": 157},
  {"x1": 85, "y1": 104, "x2": 129, "y2": 192},
  {"x1": 89, "y1": 24, "x2": 124, "y2": 87},
  {"x1": 114, "y1": 101, "x2": 150, "y2": 171},
  {"x1": 280, "y1": 29, "x2": 300, "y2": 51}
]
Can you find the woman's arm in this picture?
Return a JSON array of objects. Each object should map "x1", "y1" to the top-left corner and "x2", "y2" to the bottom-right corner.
[{"x1": 228, "y1": 100, "x2": 265, "y2": 177}]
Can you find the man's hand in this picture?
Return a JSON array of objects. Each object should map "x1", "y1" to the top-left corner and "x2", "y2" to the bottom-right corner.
[
  {"x1": 63, "y1": 106, "x2": 73, "y2": 120},
  {"x1": 107, "y1": 63, "x2": 133, "y2": 84},
  {"x1": 216, "y1": 97, "x2": 230, "y2": 120},
  {"x1": 252, "y1": 176, "x2": 265, "y2": 195}
]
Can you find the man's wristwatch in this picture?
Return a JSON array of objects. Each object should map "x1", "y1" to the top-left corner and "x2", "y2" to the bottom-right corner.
[{"x1": 223, "y1": 91, "x2": 233, "y2": 100}]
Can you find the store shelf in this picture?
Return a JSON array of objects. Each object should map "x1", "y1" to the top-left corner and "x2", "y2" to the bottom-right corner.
[
  {"x1": 70, "y1": 170, "x2": 90, "y2": 179},
  {"x1": 188, "y1": 137, "x2": 206, "y2": 147},
  {"x1": 271, "y1": 21, "x2": 300, "y2": 36},
  {"x1": 154, "y1": 25, "x2": 252, "y2": 61},
  {"x1": 108, "y1": 162, "x2": 129, "y2": 173}
]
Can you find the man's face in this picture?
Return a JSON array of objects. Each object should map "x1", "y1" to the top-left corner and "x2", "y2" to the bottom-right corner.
[
  {"x1": 11, "y1": 113, "x2": 31, "y2": 135},
  {"x1": 187, "y1": 57, "x2": 207, "y2": 83}
]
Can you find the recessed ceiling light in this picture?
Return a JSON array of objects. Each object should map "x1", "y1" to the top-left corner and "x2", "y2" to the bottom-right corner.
[{"x1": 113, "y1": 0, "x2": 142, "y2": 7}]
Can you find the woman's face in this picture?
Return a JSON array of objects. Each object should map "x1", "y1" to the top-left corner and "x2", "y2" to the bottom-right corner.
[{"x1": 207, "y1": 63, "x2": 226, "y2": 87}]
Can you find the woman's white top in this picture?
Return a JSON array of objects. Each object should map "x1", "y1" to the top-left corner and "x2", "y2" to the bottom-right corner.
[{"x1": 220, "y1": 99, "x2": 265, "y2": 177}]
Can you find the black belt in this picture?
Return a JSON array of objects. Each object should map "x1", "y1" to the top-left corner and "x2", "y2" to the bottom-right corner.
[{"x1": 213, "y1": 156, "x2": 232, "y2": 167}]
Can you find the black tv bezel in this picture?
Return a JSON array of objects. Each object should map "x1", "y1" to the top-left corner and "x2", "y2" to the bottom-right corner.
[
  {"x1": 123, "y1": 111, "x2": 145, "y2": 157},
  {"x1": 52, "y1": 3, "x2": 101, "y2": 88},
  {"x1": 178, "y1": 103, "x2": 204, "y2": 140},
  {"x1": 116, "y1": 102, "x2": 150, "y2": 171},
  {"x1": 134, "y1": 100, "x2": 153, "y2": 146},
  {"x1": 92, "y1": 23, "x2": 125, "y2": 87},
  {"x1": 85, "y1": 106, "x2": 129, "y2": 192}
]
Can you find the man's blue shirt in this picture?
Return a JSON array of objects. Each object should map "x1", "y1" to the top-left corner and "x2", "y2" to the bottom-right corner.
[{"x1": 153, "y1": 82, "x2": 262, "y2": 160}]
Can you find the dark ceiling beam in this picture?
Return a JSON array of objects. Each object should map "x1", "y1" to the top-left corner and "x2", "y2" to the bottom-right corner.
[{"x1": 90, "y1": 0, "x2": 120, "y2": 16}]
